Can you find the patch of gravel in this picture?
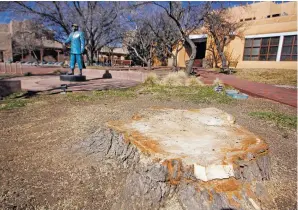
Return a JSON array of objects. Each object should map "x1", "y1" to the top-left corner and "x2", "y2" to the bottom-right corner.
[{"x1": 0, "y1": 94, "x2": 296, "y2": 209}]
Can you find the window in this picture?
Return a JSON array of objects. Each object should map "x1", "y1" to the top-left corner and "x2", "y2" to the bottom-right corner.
[
  {"x1": 243, "y1": 37, "x2": 280, "y2": 61},
  {"x1": 272, "y1": 14, "x2": 280, "y2": 17},
  {"x1": 281, "y1": 35, "x2": 297, "y2": 61}
]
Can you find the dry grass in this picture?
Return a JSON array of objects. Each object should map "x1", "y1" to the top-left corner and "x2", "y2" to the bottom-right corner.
[
  {"x1": 160, "y1": 71, "x2": 187, "y2": 86},
  {"x1": 185, "y1": 76, "x2": 205, "y2": 87},
  {"x1": 145, "y1": 71, "x2": 205, "y2": 87},
  {"x1": 144, "y1": 72, "x2": 159, "y2": 86},
  {"x1": 212, "y1": 78, "x2": 224, "y2": 86},
  {"x1": 234, "y1": 68, "x2": 297, "y2": 86}
]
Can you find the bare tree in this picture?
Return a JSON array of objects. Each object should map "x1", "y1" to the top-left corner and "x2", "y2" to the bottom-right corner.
[
  {"x1": 204, "y1": 6, "x2": 244, "y2": 69},
  {"x1": 121, "y1": 3, "x2": 163, "y2": 70},
  {"x1": 13, "y1": 2, "x2": 125, "y2": 65},
  {"x1": 153, "y1": 2, "x2": 211, "y2": 75},
  {"x1": 12, "y1": 21, "x2": 55, "y2": 64},
  {"x1": 144, "y1": 12, "x2": 184, "y2": 71},
  {"x1": 0, "y1": 2, "x2": 11, "y2": 12},
  {"x1": 124, "y1": 24, "x2": 156, "y2": 69},
  {"x1": 205, "y1": 39, "x2": 221, "y2": 68}
]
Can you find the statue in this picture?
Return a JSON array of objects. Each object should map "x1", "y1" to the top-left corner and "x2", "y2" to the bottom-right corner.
[{"x1": 63, "y1": 24, "x2": 85, "y2": 76}]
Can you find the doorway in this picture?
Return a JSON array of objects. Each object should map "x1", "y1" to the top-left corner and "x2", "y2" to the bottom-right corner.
[{"x1": 193, "y1": 38, "x2": 207, "y2": 67}]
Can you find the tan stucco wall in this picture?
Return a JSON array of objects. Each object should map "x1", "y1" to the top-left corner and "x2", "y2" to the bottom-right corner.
[
  {"x1": 177, "y1": 47, "x2": 189, "y2": 68},
  {"x1": 176, "y1": 1, "x2": 297, "y2": 70},
  {"x1": 237, "y1": 61, "x2": 297, "y2": 69},
  {"x1": 0, "y1": 32, "x2": 12, "y2": 61}
]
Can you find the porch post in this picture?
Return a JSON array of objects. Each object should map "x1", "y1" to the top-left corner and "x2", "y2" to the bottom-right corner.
[
  {"x1": 40, "y1": 48, "x2": 44, "y2": 63},
  {"x1": 57, "y1": 50, "x2": 60, "y2": 62}
]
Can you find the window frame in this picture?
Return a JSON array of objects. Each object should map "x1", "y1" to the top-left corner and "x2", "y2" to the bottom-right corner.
[
  {"x1": 243, "y1": 37, "x2": 280, "y2": 61},
  {"x1": 280, "y1": 35, "x2": 297, "y2": 61}
]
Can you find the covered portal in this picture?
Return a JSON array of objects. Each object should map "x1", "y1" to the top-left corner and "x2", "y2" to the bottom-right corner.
[{"x1": 185, "y1": 34, "x2": 208, "y2": 67}]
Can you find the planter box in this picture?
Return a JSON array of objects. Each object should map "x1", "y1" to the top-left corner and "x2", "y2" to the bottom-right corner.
[{"x1": 0, "y1": 80, "x2": 21, "y2": 97}]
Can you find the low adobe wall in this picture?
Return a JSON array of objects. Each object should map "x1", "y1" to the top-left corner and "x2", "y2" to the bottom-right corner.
[{"x1": 0, "y1": 80, "x2": 21, "y2": 97}]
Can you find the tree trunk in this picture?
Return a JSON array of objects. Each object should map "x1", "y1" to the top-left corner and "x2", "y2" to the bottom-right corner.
[
  {"x1": 219, "y1": 51, "x2": 227, "y2": 69},
  {"x1": 146, "y1": 59, "x2": 152, "y2": 70},
  {"x1": 89, "y1": 48, "x2": 95, "y2": 66},
  {"x1": 172, "y1": 44, "x2": 183, "y2": 72},
  {"x1": 111, "y1": 49, "x2": 114, "y2": 66},
  {"x1": 211, "y1": 50, "x2": 219, "y2": 68},
  {"x1": 185, "y1": 37, "x2": 196, "y2": 75},
  {"x1": 172, "y1": 55, "x2": 178, "y2": 72},
  {"x1": 149, "y1": 42, "x2": 153, "y2": 70},
  {"x1": 214, "y1": 38, "x2": 227, "y2": 69}
]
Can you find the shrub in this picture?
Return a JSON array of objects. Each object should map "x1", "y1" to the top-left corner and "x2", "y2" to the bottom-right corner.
[
  {"x1": 186, "y1": 76, "x2": 205, "y2": 87},
  {"x1": 144, "y1": 72, "x2": 159, "y2": 86},
  {"x1": 161, "y1": 71, "x2": 187, "y2": 86}
]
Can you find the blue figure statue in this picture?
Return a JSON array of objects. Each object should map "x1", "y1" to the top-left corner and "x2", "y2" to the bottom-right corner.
[{"x1": 64, "y1": 24, "x2": 85, "y2": 75}]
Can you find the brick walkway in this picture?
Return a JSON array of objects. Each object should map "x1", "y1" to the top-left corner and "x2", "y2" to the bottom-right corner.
[
  {"x1": 195, "y1": 69, "x2": 297, "y2": 107},
  {"x1": 3, "y1": 68, "x2": 145, "y2": 94}
]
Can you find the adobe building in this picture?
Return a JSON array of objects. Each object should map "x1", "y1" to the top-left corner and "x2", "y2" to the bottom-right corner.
[
  {"x1": 0, "y1": 20, "x2": 64, "y2": 62},
  {"x1": 176, "y1": 1, "x2": 297, "y2": 70},
  {"x1": 98, "y1": 46, "x2": 128, "y2": 63},
  {"x1": 0, "y1": 23, "x2": 13, "y2": 62}
]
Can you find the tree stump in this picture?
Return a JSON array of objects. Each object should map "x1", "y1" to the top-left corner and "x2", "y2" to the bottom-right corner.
[{"x1": 81, "y1": 108, "x2": 270, "y2": 209}]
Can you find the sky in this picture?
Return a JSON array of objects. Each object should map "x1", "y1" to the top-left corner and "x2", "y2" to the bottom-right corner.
[{"x1": 0, "y1": 1, "x2": 287, "y2": 24}]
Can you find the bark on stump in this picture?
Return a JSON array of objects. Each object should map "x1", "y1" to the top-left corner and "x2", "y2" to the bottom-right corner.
[
  {"x1": 79, "y1": 108, "x2": 271, "y2": 210},
  {"x1": 80, "y1": 128, "x2": 270, "y2": 210}
]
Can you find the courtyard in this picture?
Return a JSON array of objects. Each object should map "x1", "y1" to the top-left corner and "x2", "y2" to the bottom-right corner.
[
  {"x1": 0, "y1": 71, "x2": 297, "y2": 209},
  {"x1": 0, "y1": 1, "x2": 297, "y2": 210}
]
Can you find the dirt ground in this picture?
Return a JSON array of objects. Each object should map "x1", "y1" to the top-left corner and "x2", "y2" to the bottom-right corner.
[{"x1": 0, "y1": 92, "x2": 296, "y2": 209}]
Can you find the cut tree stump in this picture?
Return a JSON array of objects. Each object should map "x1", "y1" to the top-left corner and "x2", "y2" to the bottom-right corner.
[{"x1": 79, "y1": 108, "x2": 271, "y2": 209}]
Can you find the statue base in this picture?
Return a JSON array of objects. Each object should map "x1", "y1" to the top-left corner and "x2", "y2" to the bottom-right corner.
[{"x1": 60, "y1": 75, "x2": 86, "y2": 82}]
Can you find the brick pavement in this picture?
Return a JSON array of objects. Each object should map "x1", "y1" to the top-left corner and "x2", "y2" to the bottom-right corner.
[
  {"x1": 3, "y1": 68, "x2": 147, "y2": 94},
  {"x1": 195, "y1": 69, "x2": 297, "y2": 107},
  {"x1": 2, "y1": 66, "x2": 297, "y2": 107}
]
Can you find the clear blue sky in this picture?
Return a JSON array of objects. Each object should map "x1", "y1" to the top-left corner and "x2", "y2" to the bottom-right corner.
[{"x1": 0, "y1": 1, "x2": 286, "y2": 24}]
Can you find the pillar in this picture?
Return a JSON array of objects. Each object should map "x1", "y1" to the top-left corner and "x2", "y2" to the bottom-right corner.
[
  {"x1": 56, "y1": 50, "x2": 60, "y2": 62},
  {"x1": 40, "y1": 49, "x2": 44, "y2": 63}
]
